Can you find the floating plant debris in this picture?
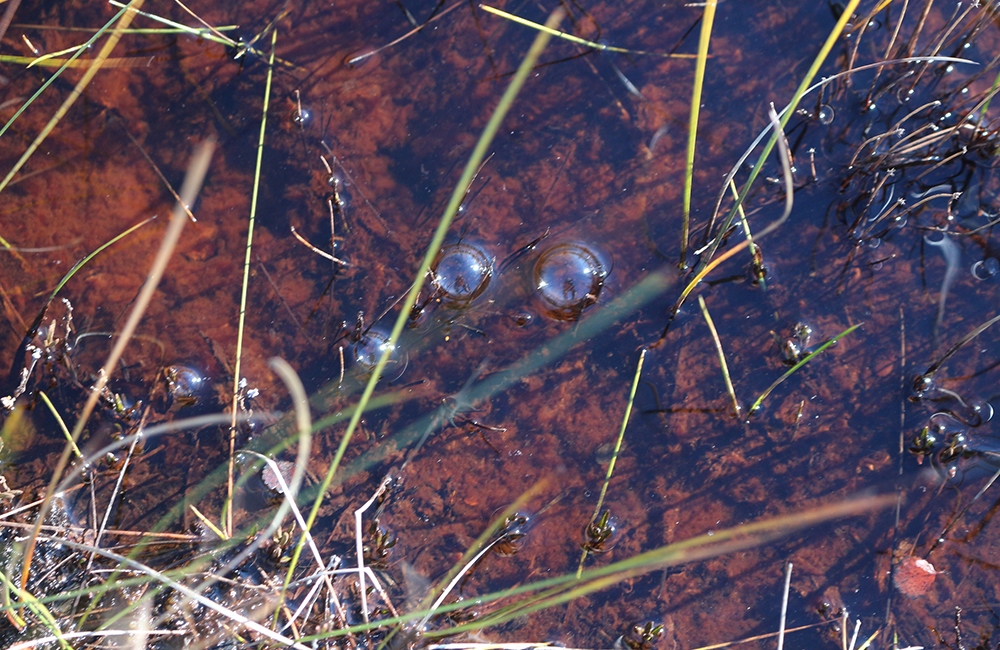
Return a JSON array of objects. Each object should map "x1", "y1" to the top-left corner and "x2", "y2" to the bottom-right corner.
[
  {"x1": 895, "y1": 557, "x2": 941, "y2": 600},
  {"x1": 261, "y1": 459, "x2": 295, "y2": 493}
]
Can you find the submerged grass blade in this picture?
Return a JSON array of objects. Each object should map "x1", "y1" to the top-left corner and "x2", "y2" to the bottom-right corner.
[
  {"x1": 917, "y1": 312, "x2": 1000, "y2": 386},
  {"x1": 577, "y1": 349, "x2": 646, "y2": 577},
  {"x1": 697, "y1": 296, "x2": 740, "y2": 416},
  {"x1": 479, "y1": 4, "x2": 694, "y2": 58},
  {"x1": 680, "y1": 0, "x2": 716, "y2": 268},
  {"x1": 227, "y1": 28, "x2": 277, "y2": 537},
  {"x1": 749, "y1": 323, "x2": 862, "y2": 416},
  {"x1": 290, "y1": 8, "x2": 565, "y2": 583}
]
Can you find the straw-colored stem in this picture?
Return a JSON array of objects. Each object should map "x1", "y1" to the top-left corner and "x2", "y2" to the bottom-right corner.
[{"x1": 697, "y1": 296, "x2": 740, "y2": 417}]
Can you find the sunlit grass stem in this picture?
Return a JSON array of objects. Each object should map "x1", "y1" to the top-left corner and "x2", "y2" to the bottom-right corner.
[
  {"x1": 680, "y1": 0, "x2": 716, "y2": 268},
  {"x1": 697, "y1": 296, "x2": 740, "y2": 416},
  {"x1": 576, "y1": 348, "x2": 646, "y2": 577},
  {"x1": 227, "y1": 28, "x2": 277, "y2": 538}
]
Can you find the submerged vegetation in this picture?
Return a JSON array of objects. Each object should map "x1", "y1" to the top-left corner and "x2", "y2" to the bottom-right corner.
[{"x1": 0, "y1": 0, "x2": 999, "y2": 648}]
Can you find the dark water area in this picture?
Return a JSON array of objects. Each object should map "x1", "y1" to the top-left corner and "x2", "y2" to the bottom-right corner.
[{"x1": 1, "y1": 0, "x2": 1000, "y2": 647}]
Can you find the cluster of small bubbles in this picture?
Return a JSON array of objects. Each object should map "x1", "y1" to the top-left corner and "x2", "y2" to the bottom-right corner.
[
  {"x1": 430, "y1": 243, "x2": 493, "y2": 308},
  {"x1": 164, "y1": 365, "x2": 205, "y2": 407},
  {"x1": 532, "y1": 242, "x2": 609, "y2": 321},
  {"x1": 972, "y1": 257, "x2": 999, "y2": 280},
  {"x1": 353, "y1": 329, "x2": 407, "y2": 377},
  {"x1": 817, "y1": 104, "x2": 835, "y2": 125}
]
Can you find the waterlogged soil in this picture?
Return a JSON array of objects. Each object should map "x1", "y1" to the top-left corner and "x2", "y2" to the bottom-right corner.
[{"x1": 1, "y1": 0, "x2": 1000, "y2": 648}]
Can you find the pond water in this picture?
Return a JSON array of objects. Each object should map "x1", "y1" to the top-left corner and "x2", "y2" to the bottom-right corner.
[{"x1": 1, "y1": 0, "x2": 1000, "y2": 648}]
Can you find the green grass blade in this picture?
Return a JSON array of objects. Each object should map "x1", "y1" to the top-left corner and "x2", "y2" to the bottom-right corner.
[
  {"x1": 577, "y1": 348, "x2": 646, "y2": 576},
  {"x1": 0, "y1": 0, "x2": 146, "y2": 200},
  {"x1": 749, "y1": 323, "x2": 862, "y2": 415},
  {"x1": 226, "y1": 27, "x2": 277, "y2": 537},
  {"x1": 294, "y1": 492, "x2": 893, "y2": 642},
  {"x1": 48, "y1": 217, "x2": 155, "y2": 303},
  {"x1": 37, "y1": 391, "x2": 82, "y2": 459},
  {"x1": 0, "y1": 570, "x2": 70, "y2": 650},
  {"x1": 680, "y1": 0, "x2": 716, "y2": 268}
]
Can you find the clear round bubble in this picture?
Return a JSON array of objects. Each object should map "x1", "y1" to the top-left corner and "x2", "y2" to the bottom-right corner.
[
  {"x1": 431, "y1": 243, "x2": 493, "y2": 307},
  {"x1": 972, "y1": 258, "x2": 1000, "y2": 281},
  {"x1": 164, "y1": 365, "x2": 205, "y2": 407},
  {"x1": 532, "y1": 242, "x2": 609, "y2": 321},
  {"x1": 817, "y1": 104, "x2": 835, "y2": 125},
  {"x1": 353, "y1": 329, "x2": 407, "y2": 378}
]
